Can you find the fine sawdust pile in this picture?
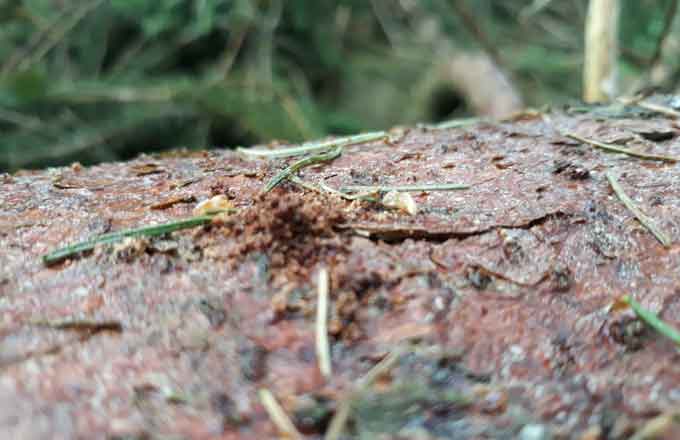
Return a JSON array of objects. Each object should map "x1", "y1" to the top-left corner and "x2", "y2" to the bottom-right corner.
[{"x1": 217, "y1": 190, "x2": 347, "y2": 272}]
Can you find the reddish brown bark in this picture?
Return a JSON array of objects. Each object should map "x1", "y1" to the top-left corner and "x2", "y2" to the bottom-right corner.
[{"x1": 2, "y1": 109, "x2": 680, "y2": 438}]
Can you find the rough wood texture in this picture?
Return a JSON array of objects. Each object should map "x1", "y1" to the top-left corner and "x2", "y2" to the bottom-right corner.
[{"x1": 2, "y1": 108, "x2": 680, "y2": 439}]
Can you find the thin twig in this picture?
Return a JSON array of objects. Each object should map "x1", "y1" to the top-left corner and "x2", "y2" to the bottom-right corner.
[
  {"x1": 622, "y1": 295, "x2": 680, "y2": 346},
  {"x1": 42, "y1": 211, "x2": 235, "y2": 266},
  {"x1": 263, "y1": 146, "x2": 342, "y2": 193},
  {"x1": 566, "y1": 132, "x2": 679, "y2": 162},
  {"x1": 316, "y1": 267, "x2": 332, "y2": 379},
  {"x1": 606, "y1": 171, "x2": 671, "y2": 247},
  {"x1": 258, "y1": 389, "x2": 303, "y2": 440},
  {"x1": 324, "y1": 347, "x2": 405, "y2": 440},
  {"x1": 237, "y1": 131, "x2": 386, "y2": 159},
  {"x1": 341, "y1": 183, "x2": 469, "y2": 193}
]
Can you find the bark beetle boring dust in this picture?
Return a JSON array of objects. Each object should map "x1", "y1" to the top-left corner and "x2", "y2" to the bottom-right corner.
[{"x1": 2, "y1": 106, "x2": 680, "y2": 439}]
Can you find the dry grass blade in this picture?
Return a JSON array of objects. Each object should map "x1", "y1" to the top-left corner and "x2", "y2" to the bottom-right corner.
[
  {"x1": 324, "y1": 347, "x2": 405, "y2": 440},
  {"x1": 316, "y1": 267, "x2": 332, "y2": 379},
  {"x1": 606, "y1": 171, "x2": 671, "y2": 247},
  {"x1": 566, "y1": 132, "x2": 679, "y2": 162},
  {"x1": 258, "y1": 388, "x2": 303, "y2": 440}
]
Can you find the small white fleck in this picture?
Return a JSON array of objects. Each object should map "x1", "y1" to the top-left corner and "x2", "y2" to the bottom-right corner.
[{"x1": 519, "y1": 424, "x2": 550, "y2": 440}]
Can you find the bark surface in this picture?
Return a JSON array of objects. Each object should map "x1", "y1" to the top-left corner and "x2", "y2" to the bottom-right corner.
[{"x1": 2, "y1": 108, "x2": 680, "y2": 439}]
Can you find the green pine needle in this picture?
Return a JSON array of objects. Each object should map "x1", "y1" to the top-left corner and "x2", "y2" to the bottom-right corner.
[
  {"x1": 623, "y1": 295, "x2": 680, "y2": 346},
  {"x1": 42, "y1": 211, "x2": 234, "y2": 266},
  {"x1": 263, "y1": 146, "x2": 343, "y2": 193}
]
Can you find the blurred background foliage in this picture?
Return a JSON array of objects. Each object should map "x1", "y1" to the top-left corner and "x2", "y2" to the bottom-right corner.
[{"x1": 0, "y1": 0, "x2": 678, "y2": 171}]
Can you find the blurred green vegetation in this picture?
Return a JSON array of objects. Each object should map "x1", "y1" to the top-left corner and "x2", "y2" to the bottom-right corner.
[{"x1": 0, "y1": 0, "x2": 678, "y2": 171}]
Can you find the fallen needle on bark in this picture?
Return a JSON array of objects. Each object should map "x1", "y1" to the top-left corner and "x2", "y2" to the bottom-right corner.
[
  {"x1": 566, "y1": 132, "x2": 679, "y2": 162},
  {"x1": 622, "y1": 295, "x2": 680, "y2": 346},
  {"x1": 316, "y1": 267, "x2": 332, "y2": 380},
  {"x1": 263, "y1": 146, "x2": 342, "y2": 193},
  {"x1": 324, "y1": 347, "x2": 406, "y2": 440},
  {"x1": 42, "y1": 210, "x2": 235, "y2": 266},
  {"x1": 618, "y1": 96, "x2": 680, "y2": 119},
  {"x1": 606, "y1": 171, "x2": 671, "y2": 247},
  {"x1": 238, "y1": 131, "x2": 386, "y2": 159},
  {"x1": 288, "y1": 176, "x2": 378, "y2": 201},
  {"x1": 340, "y1": 183, "x2": 469, "y2": 193},
  {"x1": 258, "y1": 388, "x2": 303, "y2": 440}
]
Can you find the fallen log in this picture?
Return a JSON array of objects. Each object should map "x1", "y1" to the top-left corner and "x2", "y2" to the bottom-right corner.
[{"x1": 2, "y1": 103, "x2": 680, "y2": 439}]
